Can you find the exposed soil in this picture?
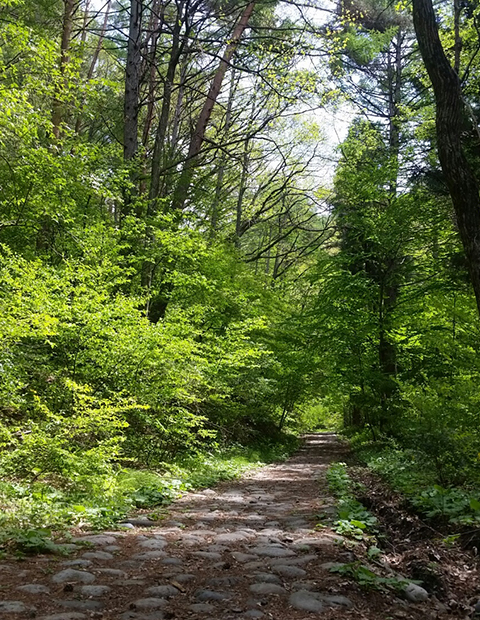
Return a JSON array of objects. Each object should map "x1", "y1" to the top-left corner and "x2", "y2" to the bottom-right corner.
[{"x1": 0, "y1": 433, "x2": 478, "y2": 620}]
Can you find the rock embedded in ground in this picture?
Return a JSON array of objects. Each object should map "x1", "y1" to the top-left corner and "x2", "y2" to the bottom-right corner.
[
  {"x1": 61, "y1": 560, "x2": 93, "y2": 568},
  {"x1": 138, "y1": 539, "x2": 167, "y2": 550},
  {"x1": 131, "y1": 597, "x2": 168, "y2": 610},
  {"x1": 120, "y1": 612, "x2": 164, "y2": 620},
  {"x1": 79, "y1": 585, "x2": 111, "y2": 597},
  {"x1": 145, "y1": 584, "x2": 180, "y2": 598},
  {"x1": 118, "y1": 579, "x2": 147, "y2": 587},
  {"x1": 249, "y1": 583, "x2": 286, "y2": 595},
  {"x1": 81, "y1": 550, "x2": 114, "y2": 561},
  {"x1": 161, "y1": 556, "x2": 183, "y2": 565},
  {"x1": 270, "y1": 554, "x2": 316, "y2": 566},
  {"x1": 273, "y1": 564, "x2": 307, "y2": 578},
  {"x1": 0, "y1": 601, "x2": 36, "y2": 614},
  {"x1": 243, "y1": 561, "x2": 266, "y2": 570},
  {"x1": 251, "y1": 573, "x2": 283, "y2": 585},
  {"x1": 289, "y1": 590, "x2": 325, "y2": 612},
  {"x1": 170, "y1": 573, "x2": 195, "y2": 582},
  {"x1": 404, "y1": 583, "x2": 429, "y2": 603},
  {"x1": 215, "y1": 532, "x2": 252, "y2": 544},
  {"x1": 133, "y1": 550, "x2": 167, "y2": 560},
  {"x1": 291, "y1": 580, "x2": 319, "y2": 591},
  {"x1": 206, "y1": 576, "x2": 242, "y2": 587},
  {"x1": 60, "y1": 600, "x2": 103, "y2": 611},
  {"x1": 295, "y1": 535, "x2": 343, "y2": 546},
  {"x1": 94, "y1": 568, "x2": 126, "y2": 577},
  {"x1": 232, "y1": 552, "x2": 258, "y2": 562},
  {"x1": 249, "y1": 545, "x2": 296, "y2": 558},
  {"x1": 52, "y1": 569, "x2": 96, "y2": 584},
  {"x1": 195, "y1": 589, "x2": 232, "y2": 601},
  {"x1": 74, "y1": 535, "x2": 117, "y2": 546},
  {"x1": 320, "y1": 594, "x2": 353, "y2": 608},
  {"x1": 192, "y1": 551, "x2": 223, "y2": 560},
  {"x1": 121, "y1": 518, "x2": 161, "y2": 527},
  {"x1": 17, "y1": 584, "x2": 50, "y2": 594},
  {"x1": 41, "y1": 614, "x2": 87, "y2": 620}
]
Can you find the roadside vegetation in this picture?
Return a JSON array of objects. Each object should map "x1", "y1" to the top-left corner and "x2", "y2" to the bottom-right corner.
[{"x1": 0, "y1": 438, "x2": 297, "y2": 555}]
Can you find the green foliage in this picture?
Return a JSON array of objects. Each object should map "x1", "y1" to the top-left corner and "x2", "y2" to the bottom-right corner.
[
  {"x1": 327, "y1": 462, "x2": 352, "y2": 497},
  {"x1": 297, "y1": 400, "x2": 342, "y2": 432},
  {"x1": 2, "y1": 0, "x2": 480, "y2": 559},
  {"x1": 410, "y1": 486, "x2": 480, "y2": 525},
  {"x1": 336, "y1": 499, "x2": 378, "y2": 539},
  {"x1": 355, "y1": 439, "x2": 480, "y2": 526},
  {"x1": 0, "y1": 528, "x2": 64, "y2": 556},
  {"x1": 329, "y1": 562, "x2": 416, "y2": 592},
  {"x1": 308, "y1": 112, "x2": 480, "y2": 502},
  {"x1": 326, "y1": 462, "x2": 378, "y2": 540},
  {"x1": 0, "y1": 437, "x2": 297, "y2": 545}
]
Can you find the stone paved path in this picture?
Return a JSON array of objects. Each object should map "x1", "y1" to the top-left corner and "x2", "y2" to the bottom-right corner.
[{"x1": 0, "y1": 434, "x2": 403, "y2": 620}]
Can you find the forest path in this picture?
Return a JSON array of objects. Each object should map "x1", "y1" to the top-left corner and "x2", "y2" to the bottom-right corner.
[{"x1": 0, "y1": 433, "x2": 434, "y2": 620}]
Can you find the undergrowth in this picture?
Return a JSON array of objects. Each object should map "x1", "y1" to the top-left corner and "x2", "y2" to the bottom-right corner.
[
  {"x1": 350, "y1": 433, "x2": 480, "y2": 527},
  {"x1": 324, "y1": 461, "x2": 422, "y2": 593},
  {"x1": 325, "y1": 462, "x2": 378, "y2": 541},
  {"x1": 329, "y1": 561, "x2": 416, "y2": 592},
  {"x1": 0, "y1": 437, "x2": 297, "y2": 555}
]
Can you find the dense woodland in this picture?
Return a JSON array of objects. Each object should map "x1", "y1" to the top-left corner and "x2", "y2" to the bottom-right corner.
[{"x1": 2, "y1": 0, "x2": 480, "y2": 533}]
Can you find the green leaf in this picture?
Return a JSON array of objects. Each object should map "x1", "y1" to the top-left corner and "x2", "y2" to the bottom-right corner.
[{"x1": 469, "y1": 498, "x2": 480, "y2": 512}]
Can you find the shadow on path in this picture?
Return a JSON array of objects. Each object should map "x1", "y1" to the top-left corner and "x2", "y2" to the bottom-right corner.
[{"x1": 0, "y1": 433, "x2": 429, "y2": 620}]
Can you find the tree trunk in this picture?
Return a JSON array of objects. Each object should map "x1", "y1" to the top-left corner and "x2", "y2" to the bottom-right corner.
[
  {"x1": 235, "y1": 139, "x2": 250, "y2": 246},
  {"x1": 141, "y1": 0, "x2": 164, "y2": 149},
  {"x1": 52, "y1": 0, "x2": 80, "y2": 138},
  {"x1": 170, "y1": 55, "x2": 189, "y2": 151},
  {"x1": 149, "y1": 2, "x2": 184, "y2": 209},
  {"x1": 75, "y1": 0, "x2": 112, "y2": 134},
  {"x1": 171, "y1": 1, "x2": 256, "y2": 212},
  {"x1": 210, "y1": 68, "x2": 237, "y2": 237},
  {"x1": 388, "y1": 32, "x2": 403, "y2": 156},
  {"x1": 124, "y1": 0, "x2": 143, "y2": 162},
  {"x1": 412, "y1": 0, "x2": 480, "y2": 317}
]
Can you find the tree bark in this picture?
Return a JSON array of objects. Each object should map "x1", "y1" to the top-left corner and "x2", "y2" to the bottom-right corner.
[
  {"x1": 141, "y1": 0, "x2": 164, "y2": 149},
  {"x1": 149, "y1": 0, "x2": 185, "y2": 208},
  {"x1": 235, "y1": 139, "x2": 250, "y2": 246},
  {"x1": 52, "y1": 0, "x2": 80, "y2": 139},
  {"x1": 412, "y1": 0, "x2": 480, "y2": 317},
  {"x1": 210, "y1": 68, "x2": 237, "y2": 237},
  {"x1": 124, "y1": 0, "x2": 143, "y2": 162},
  {"x1": 170, "y1": 55, "x2": 189, "y2": 151},
  {"x1": 171, "y1": 1, "x2": 256, "y2": 212},
  {"x1": 75, "y1": 0, "x2": 112, "y2": 134}
]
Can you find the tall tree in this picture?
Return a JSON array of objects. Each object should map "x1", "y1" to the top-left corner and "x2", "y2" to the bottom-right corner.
[
  {"x1": 124, "y1": 0, "x2": 143, "y2": 162},
  {"x1": 170, "y1": 0, "x2": 256, "y2": 212},
  {"x1": 52, "y1": 0, "x2": 80, "y2": 138},
  {"x1": 412, "y1": 0, "x2": 480, "y2": 317}
]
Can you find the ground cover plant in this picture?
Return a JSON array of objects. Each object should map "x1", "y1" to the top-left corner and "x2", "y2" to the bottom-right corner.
[
  {"x1": 0, "y1": 438, "x2": 297, "y2": 554},
  {"x1": 351, "y1": 438, "x2": 480, "y2": 527}
]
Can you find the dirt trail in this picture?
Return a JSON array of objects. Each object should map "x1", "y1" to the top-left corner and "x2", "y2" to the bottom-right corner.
[{"x1": 0, "y1": 433, "x2": 459, "y2": 619}]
